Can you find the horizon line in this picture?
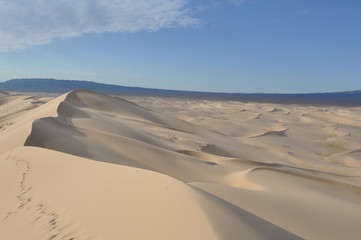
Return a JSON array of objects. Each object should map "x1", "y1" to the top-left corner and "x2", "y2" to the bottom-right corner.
[{"x1": 2, "y1": 77, "x2": 360, "y2": 95}]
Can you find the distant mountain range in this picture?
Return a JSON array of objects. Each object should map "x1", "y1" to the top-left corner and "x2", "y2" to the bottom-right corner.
[{"x1": 1, "y1": 78, "x2": 361, "y2": 106}]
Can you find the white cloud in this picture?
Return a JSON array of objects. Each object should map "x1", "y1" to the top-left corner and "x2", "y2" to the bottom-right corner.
[{"x1": 0, "y1": 0, "x2": 197, "y2": 52}]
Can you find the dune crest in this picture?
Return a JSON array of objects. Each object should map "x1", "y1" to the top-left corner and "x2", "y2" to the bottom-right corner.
[{"x1": 1, "y1": 89, "x2": 361, "y2": 239}]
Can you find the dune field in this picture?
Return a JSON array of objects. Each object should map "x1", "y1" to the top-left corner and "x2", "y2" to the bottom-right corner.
[{"x1": 1, "y1": 89, "x2": 361, "y2": 240}]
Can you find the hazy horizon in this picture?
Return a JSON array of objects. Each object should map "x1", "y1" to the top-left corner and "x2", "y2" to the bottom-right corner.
[{"x1": 2, "y1": 78, "x2": 361, "y2": 95}]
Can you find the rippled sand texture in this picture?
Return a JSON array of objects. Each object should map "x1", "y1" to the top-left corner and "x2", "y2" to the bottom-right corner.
[{"x1": 1, "y1": 90, "x2": 361, "y2": 240}]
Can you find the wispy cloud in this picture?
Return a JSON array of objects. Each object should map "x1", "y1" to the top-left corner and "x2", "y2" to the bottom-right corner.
[
  {"x1": 227, "y1": 0, "x2": 249, "y2": 6},
  {"x1": 300, "y1": 9, "x2": 311, "y2": 15},
  {"x1": 0, "y1": 0, "x2": 197, "y2": 52}
]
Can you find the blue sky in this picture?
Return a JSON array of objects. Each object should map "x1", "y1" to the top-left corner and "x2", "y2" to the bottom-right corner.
[{"x1": 0, "y1": 0, "x2": 360, "y2": 93}]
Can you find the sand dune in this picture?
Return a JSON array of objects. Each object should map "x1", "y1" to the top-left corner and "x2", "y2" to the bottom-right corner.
[{"x1": 1, "y1": 90, "x2": 361, "y2": 239}]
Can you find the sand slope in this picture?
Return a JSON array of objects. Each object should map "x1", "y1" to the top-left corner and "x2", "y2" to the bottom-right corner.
[{"x1": 1, "y1": 90, "x2": 361, "y2": 239}]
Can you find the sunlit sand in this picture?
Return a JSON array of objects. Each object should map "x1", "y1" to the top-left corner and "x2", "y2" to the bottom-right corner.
[{"x1": 1, "y1": 90, "x2": 361, "y2": 239}]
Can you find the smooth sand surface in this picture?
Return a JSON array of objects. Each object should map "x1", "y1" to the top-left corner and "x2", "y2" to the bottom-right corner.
[{"x1": 1, "y1": 90, "x2": 361, "y2": 239}]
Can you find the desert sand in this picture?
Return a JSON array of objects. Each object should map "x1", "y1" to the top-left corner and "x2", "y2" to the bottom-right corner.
[{"x1": 1, "y1": 89, "x2": 361, "y2": 240}]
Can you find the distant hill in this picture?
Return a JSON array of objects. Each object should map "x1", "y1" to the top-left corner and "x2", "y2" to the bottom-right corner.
[
  {"x1": 1, "y1": 78, "x2": 361, "y2": 106},
  {"x1": 0, "y1": 78, "x2": 185, "y2": 95}
]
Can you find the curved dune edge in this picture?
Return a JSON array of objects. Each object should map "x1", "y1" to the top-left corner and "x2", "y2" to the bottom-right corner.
[
  {"x1": 249, "y1": 127, "x2": 288, "y2": 138},
  {"x1": 1, "y1": 89, "x2": 361, "y2": 239},
  {"x1": 0, "y1": 92, "x2": 67, "y2": 155},
  {"x1": 0, "y1": 147, "x2": 301, "y2": 240}
]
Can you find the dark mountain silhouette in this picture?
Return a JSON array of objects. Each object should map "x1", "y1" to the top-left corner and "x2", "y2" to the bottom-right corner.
[{"x1": 1, "y1": 78, "x2": 360, "y2": 106}]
